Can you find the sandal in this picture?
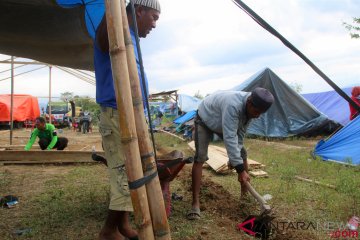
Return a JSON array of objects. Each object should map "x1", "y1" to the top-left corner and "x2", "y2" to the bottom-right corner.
[{"x1": 186, "y1": 208, "x2": 201, "y2": 220}]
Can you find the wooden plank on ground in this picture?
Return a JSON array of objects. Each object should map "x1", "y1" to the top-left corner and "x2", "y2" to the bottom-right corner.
[
  {"x1": 188, "y1": 141, "x2": 265, "y2": 173},
  {"x1": 0, "y1": 145, "x2": 40, "y2": 150},
  {"x1": 211, "y1": 144, "x2": 264, "y2": 168},
  {"x1": 188, "y1": 141, "x2": 230, "y2": 172},
  {"x1": 0, "y1": 160, "x2": 100, "y2": 165},
  {"x1": 0, "y1": 150, "x2": 105, "y2": 162},
  {"x1": 249, "y1": 170, "x2": 269, "y2": 178}
]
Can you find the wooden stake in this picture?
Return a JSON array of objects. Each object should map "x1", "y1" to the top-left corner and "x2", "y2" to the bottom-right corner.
[
  {"x1": 295, "y1": 176, "x2": 336, "y2": 189},
  {"x1": 158, "y1": 129, "x2": 185, "y2": 142},
  {"x1": 120, "y1": 1, "x2": 171, "y2": 239},
  {"x1": 104, "y1": 1, "x2": 154, "y2": 239}
]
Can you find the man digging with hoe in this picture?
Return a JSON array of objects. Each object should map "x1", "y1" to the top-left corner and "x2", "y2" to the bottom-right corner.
[{"x1": 188, "y1": 87, "x2": 274, "y2": 220}]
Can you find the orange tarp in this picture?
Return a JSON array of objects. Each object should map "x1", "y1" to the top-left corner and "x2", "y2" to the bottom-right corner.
[{"x1": 0, "y1": 94, "x2": 40, "y2": 122}]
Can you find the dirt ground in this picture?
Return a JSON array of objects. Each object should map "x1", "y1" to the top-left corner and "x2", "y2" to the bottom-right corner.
[
  {"x1": 0, "y1": 127, "x2": 103, "y2": 151},
  {"x1": 0, "y1": 128, "x2": 322, "y2": 239}
]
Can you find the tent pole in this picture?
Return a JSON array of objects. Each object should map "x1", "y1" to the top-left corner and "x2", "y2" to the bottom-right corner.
[
  {"x1": 48, "y1": 66, "x2": 52, "y2": 124},
  {"x1": 104, "y1": 0, "x2": 154, "y2": 239},
  {"x1": 121, "y1": 1, "x2": 171, "y2": 239},
  {"x1": 175, "y1": 91, "x2": 178, "y2": 116},
  {"x1": 9, "y1": 56, "x2": 14, "y2": 145}
]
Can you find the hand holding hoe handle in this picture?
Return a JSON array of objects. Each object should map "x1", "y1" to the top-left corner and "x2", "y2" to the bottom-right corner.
[{"x1": 243, "y1": 181, "x2": 271, "y2": 215}]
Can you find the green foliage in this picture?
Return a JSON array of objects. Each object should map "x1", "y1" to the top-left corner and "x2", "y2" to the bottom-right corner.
[
  {"x1": 343, "y1": 17, "x2": 360, "y2": 39},
  {"x1": 60, "y1": 92, "x2": 74, "y2": 102},
  {"x1": 73, "y1": 96, "x2": 101, "y2": 124}
]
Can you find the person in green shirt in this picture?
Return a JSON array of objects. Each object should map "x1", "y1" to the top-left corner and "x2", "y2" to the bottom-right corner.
[{"x1": 24, "y1": 117, "x2": 68, "y2": 151}]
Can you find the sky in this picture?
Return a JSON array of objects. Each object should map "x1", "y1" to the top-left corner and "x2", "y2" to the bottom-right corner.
[{"x1": 0, "y1": 0, "x2": 359, "y2": 100}]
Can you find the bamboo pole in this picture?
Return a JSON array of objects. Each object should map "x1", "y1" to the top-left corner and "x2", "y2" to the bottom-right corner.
[
  {"x1": 120, "y1": 1, "x2": 171, "y2": 239},
  {"x1": 104, "y1": 1, "x2": 154, "y2": 239}
]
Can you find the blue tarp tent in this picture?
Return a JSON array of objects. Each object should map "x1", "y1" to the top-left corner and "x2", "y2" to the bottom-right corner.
[
  {"x1": 232, "y1": 68, "x2": 340, "y2": 137},
  {"x1": 314, "y1": 115, "x2": 360, "y2": 165},
  {"x1": 302, "y1": 88, "x2": 353, "y2": 126}
]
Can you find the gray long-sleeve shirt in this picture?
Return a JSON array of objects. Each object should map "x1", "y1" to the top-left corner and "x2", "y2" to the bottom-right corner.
[{"x1": 198, "y1": 90, "x2": 251, "y2": 168}]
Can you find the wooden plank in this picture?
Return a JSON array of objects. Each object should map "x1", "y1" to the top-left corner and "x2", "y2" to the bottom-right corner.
[
  {"x1": 188, "y1": 141, "x2": 265, "y2": 173},
  {"x1": 188, "y1": 141, "x2": 229, "y2": 172},
  {"x1": 249, "y1": 170, "x2": 269, "y2": 178},
  {"x1": 0, "y1": 145, "x2": 40, "y2": 150},
  {"x1": 79, "y1": 145, "x2": 90, "y2": 151},
  {"x1": 0, "y1": 160, "x2": 99, "y2": 165},
  {"x1": 248, "y1": 160, "x2": 264, "y2": 169},
  {"x1": 211, "y1": 144, "x2": 264, "y2": 168},
  {"x1": 188, "y1": 141, "x2": 196, "y2": 151},
  {"x1": 0, "y1": 150, "x2": 105, "y2": 162},
  {"x1": 0, "y1": 130, "x2": 10, "y2": 134}
]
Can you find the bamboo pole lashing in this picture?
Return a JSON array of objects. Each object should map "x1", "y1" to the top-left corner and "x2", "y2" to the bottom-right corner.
[
  {"x1": 120, "y1": 1, "x2": 171, "y2": 239},
  {"x1": 104, "y1": 0, "x2": 154, "y2": 239}
]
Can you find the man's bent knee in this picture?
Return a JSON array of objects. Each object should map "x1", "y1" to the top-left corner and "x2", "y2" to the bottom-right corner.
[
  {"x1": 38, "y1": 138, "x2": 49, "y2": 150},
  {"x1": 57, "y1": 137, "x2": 68, "y2": 150}
]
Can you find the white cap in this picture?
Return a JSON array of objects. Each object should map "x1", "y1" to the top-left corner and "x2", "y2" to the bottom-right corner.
[{"x1": 131, "y1": 0, "x2": 161, "y2": 13}]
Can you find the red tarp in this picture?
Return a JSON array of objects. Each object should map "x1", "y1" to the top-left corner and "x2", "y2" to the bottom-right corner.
[{"x1": 0, "y1": 94, "x2": 40, "y2": 122}]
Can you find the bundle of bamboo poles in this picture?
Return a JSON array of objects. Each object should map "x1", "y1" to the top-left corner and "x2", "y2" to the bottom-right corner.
[{"x1": 104, "y1": 0, "x2": 171, "y2": 239}]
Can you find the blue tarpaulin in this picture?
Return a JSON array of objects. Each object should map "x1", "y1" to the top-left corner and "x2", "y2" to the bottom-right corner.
[
  {"x1": 57, "y1": 0, "x2": 105, "y2": 39},
  {"x1": 314, "y1": 115, "x2": 360, "y2": 165},
  {"x1": 178, "y1": 94, "x2": 202, "y2": 113},
  {"x1": 173, "y1": 110, "x2": 196, "y2": 125},
  {"x1": 302, "y1": 88, "x2": 353, "y2": 126}
]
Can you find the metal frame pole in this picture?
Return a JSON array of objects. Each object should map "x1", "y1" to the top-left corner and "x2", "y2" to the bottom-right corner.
[
  {"x1": 48, "y1": 65, "x2": 52, "y2": 123},
  {"x1": 9, "y1": 56, "x2": 14, "y2": 144}
]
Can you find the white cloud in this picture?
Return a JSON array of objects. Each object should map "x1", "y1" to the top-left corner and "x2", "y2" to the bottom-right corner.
[
  {"x1": 142, "y1": 0, "x2": 360, "y2": 95},
  {"x1": 1, "y1": 0, "x2": 360, "y2": 100}
]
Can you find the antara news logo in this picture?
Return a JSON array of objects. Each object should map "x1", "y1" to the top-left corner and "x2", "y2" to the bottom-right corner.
[{"x1": 237, "y1": 216, "x2": 359, "y2": 239}]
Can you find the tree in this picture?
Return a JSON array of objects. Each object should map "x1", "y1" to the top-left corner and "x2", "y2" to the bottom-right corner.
[
  {"x1": 60, "y1": 92, "x2": 74, "y2": 102},
  {"x1": 343, "y1": 17, "x2": 360, "y2": 39},
  {"x1": 73, "y1": 96, "x2": 100, "y2": 123}
]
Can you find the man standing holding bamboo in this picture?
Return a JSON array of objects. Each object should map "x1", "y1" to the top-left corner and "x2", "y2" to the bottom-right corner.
[{"x1": 94, "y1": 1, "x2": 161, "y2": 239}]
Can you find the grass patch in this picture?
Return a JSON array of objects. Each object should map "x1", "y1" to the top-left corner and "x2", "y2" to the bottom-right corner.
[
  {"x1": 1, "y1": 132, "x2": 359, "y2": 239},
  {"x1": 210, "y1": 138, "x2": 360, "y2": 236},
  {"x1": 0, "y1": 166, "x2": 109, "y2": 240}
]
